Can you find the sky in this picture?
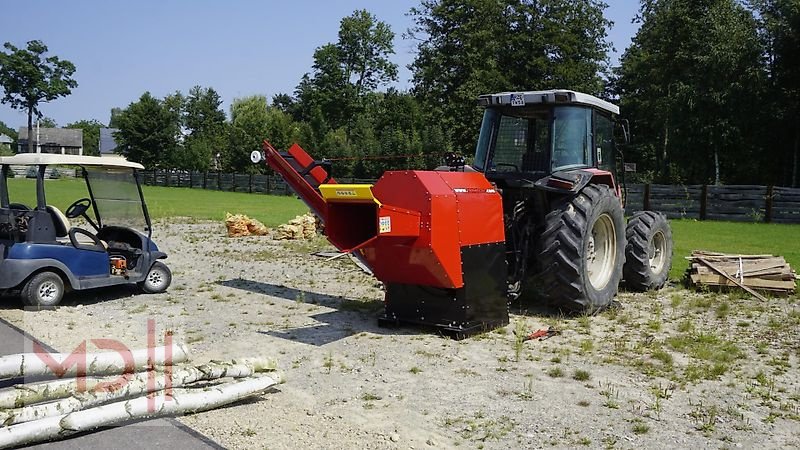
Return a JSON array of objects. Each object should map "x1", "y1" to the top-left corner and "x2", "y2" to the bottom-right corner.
[{"x1": 0, "y1": 0, "x2": 642, "y2": 131}]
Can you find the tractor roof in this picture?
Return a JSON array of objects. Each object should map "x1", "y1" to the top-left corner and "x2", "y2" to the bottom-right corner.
[
  {"x1": 478, "y1": 89, "x2": 619, "y2": 115},
  {"x1": 0, "y1": 153, "x2": 144, "y2": 170}
]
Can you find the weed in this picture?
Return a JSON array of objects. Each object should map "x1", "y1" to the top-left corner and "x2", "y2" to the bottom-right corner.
[
  {"x1": 409, "y1": 366, "x2": 423, "y2": 374},
  {"x1": 715, "y1": 301, "x2": 731, "y2": 319},
  {"x1": 547, "y1": 367, "x2": 564, "y2": 378},
  {"x1": 323, "y1": 352, "x2": 334, "y2": 374},
  {"x1": 632, "y1": 422, "x2": 649, "y2": 434},
  {"x1": 573, "y1": 369, "x2": 591, "y2": 382},
  {"x1": 361, "y1": 392, "x2": 382, "y2": 401},
  {"x1": 513, "y1": 320, "x2": 526, "y2": 362},
  {"x1": 577, "y1": 400, "x2": 590, "y2": 407}
]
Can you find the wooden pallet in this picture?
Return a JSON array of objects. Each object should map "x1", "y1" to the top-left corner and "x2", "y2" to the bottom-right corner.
[{"x1": 686, "y1": 251, "x2": 797, "y2": 297}]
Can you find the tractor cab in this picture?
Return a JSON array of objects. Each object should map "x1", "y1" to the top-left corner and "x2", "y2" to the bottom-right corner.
[
  {"x1": 0, "y1": 154, "x2": 171, "y2": 308},
  {"x1": 472, "y1": 90, "x2": 620, "y2": 192}
]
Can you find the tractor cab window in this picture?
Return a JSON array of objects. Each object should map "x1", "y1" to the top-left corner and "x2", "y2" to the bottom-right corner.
[
  {"x1": 594, "y1": 111, "x2": 615, "y2": 173},
  {"x1": 474, "y1": 108, "x2": 550, "y2": 173},
  {"x1": 551, "y1": 106, "x2": 592, "y2": 171}
]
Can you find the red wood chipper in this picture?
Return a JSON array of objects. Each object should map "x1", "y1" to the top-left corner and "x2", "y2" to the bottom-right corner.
[
  {"x1": 251, "y1": 89, "x2": 674, "y2": 337},
  {"x1": 253, "y1": 142, "x2": 510, "y2": 337}
]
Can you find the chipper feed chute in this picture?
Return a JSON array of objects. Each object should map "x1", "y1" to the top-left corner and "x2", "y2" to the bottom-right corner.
[{"x1": 255, "y1": 141, "x2": 509, "y2": 336}]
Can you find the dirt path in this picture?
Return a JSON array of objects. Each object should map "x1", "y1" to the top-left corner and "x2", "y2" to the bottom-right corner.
[{"x1": 1, "y1": 220, "x2": 798, "y2": 449}]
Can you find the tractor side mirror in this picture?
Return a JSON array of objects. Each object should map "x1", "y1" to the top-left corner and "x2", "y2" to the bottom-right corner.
[{"x1": 614, "y1": 120, "x2": 630, "y2": 145}]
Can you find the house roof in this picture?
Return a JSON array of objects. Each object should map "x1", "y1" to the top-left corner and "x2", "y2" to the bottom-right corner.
[
  {"x1": 0, "y1": 153, "x2": 144, "y2": 169},
  {"x1": 17, "y1": 127, "x2": 83, "y2": 147},
  {"x1": 0, "y1": 134, "x2": 12, "y2": 144},
  {"x1": 99, "y1": 127, "x2": 119, "y2": 154}
]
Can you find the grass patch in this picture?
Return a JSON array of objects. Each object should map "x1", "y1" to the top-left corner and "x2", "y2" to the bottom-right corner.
[
  {"x1": 7, "y1": 178, "x2": 307, "y2": 227},
  {"x1": 547, "y1": 367, "x2": 564, "y2": 378},
  {"x1": 669, "y1": 219, "x2": 800, "y2": 281},
  {"x1": 572, "y1": 369, "x2": 591, "y2": 381}
]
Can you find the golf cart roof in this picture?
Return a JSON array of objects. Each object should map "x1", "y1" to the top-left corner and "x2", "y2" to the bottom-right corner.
[
  {"x1": 0, "y1": 153, "x2": 144, "y2": 170},
  {"x1": 477, "y1": 89, "x2": 620, "y2": 115}
]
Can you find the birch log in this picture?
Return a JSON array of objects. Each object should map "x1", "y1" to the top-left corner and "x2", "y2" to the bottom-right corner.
[
  {"x1": 0, "y1": 375, "x2": 279, "y2": 449},
  {"x1": 0, "y1": 343, "x2": 190, "y2": 380},
  {"x1": 0, "y1": 359, "x2": 281, "y2": 425},
  {"x1": 0, "y1": 357, "x2": 275, "y2": 410}
]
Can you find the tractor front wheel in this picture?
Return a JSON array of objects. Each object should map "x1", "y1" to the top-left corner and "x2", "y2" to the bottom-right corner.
[
  {"x1": 538, "y1": 184, "x2": 625, "y2": 312},
  {"x1": 623, "y1": 211, "x2": 673, "y2": 291}
]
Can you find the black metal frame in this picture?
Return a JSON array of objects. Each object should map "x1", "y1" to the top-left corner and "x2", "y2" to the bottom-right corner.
[{"x1": 0, "y1": 165, "x2": 8, "y2": 208}]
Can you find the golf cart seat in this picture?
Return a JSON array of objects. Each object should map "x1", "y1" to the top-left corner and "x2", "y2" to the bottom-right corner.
[
  {"x1": 46, "y1": 205, "x2": 108, "y2": 250},
  {"x1": 46, "y1": 205, "x2": 70, "y2": 238}
]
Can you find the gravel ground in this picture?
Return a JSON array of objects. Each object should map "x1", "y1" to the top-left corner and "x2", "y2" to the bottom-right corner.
[{"x1": 1, "y1": 219, "x2": 799, "y2": 449}]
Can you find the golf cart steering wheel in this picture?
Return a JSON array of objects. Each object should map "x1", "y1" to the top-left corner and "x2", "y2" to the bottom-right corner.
[{"x1": 65, "y1": 198, "x2": 92, "y2": 219}]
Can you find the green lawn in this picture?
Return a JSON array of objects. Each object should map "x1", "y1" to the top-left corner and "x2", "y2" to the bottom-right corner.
[
  {"x1": 6, "y1": 178, "x2": 799, "y2": 280},
  {"x1": 669, "y1": 219, "x2": 800, "y2": 280},
  {"x1": 6, "y1": 178, "x2": 308, "y2": 227}
]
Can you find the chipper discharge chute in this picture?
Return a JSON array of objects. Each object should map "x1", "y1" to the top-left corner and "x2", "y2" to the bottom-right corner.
[{"x1": 252, "y1": 142, "x2": 509, "y2": 336}]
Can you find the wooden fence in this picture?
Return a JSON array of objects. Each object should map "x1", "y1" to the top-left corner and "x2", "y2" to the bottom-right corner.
[
  {"x1": 140, "y1": 171, "x2": 800, "y2": 224},
  {"x1": 139, "y1": 170, "x2": 375, "y2": 196},
  {"x1": 624, "y1": 184, "x2": 800, "y2": 224}
]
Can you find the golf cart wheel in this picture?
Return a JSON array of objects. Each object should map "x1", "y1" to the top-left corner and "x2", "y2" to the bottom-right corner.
[
  {"x1": 538, "y1": 184, "x2": 625, "y2": 312},
  {"x1": 623, "y1": 211, "x2": 673, "y2": 291},
  {"x1": 139, "y1": 262, "x2": 172, "y2": 294},
  {"x1": 22, "y1": 271, "x2": 65, "y2": 309}
]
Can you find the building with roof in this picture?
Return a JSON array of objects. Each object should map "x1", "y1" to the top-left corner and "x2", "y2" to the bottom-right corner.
[
  {"x1": 0, "y1": 134, "x2": 12, "y2": 152},
  {"x1": 99, "y1": 127, "x2": 126, "y2": 161},
  {"x1": 17, "y1": 127, "x2": 83, "y2": 155}
]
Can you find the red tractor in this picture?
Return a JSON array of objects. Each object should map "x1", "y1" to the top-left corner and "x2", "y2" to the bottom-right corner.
[{"x1": 252, "y1": 89, "x2": 673, "y2": 337}]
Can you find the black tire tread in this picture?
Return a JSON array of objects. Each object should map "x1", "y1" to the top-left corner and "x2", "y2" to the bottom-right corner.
[
  {"x1": 623, "y1": 211, "x2": 673, "y2": 291},
  {"x1": 21, "y1": 271, "x2": 64, "y2": 309},
  {"x1": 139, "y1": 261, "x2": 172, "y2": 294},
  {"x1": 538, "y1": 184, "x2": 625, "y2": 311}
]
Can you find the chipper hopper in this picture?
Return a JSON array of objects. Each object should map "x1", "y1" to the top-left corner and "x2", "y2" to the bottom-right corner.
[{"x1": 251, "y1": 142, "x2": 509, "y2": 336}]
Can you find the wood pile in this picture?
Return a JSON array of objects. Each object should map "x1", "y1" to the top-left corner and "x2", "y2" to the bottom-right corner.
[
  {"x1": 0, "y1": 344, "x2": 281, "y2": 448},
  {"x1": 275, "y1": 213, "x2": 318, "y2": 240},
  {"x1": 225, "y1": 213, "x2": 269, "y2": 237},
  {"x1": 687, "y1": 251, "x2": 797, "y2": 297}
]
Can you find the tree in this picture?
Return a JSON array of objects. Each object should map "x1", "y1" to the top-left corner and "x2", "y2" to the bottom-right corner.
[
  {"x1": 0, "y1": 119, "x2": 13, "y2": 156},
  {"x1": 295, "y1": 10, "x2": 398, "y2": 131},
  {"x1": 615, "y1": 0, "x2": 764, "y2": 184},
  {"x1": 228, "y1": 95, "x2": 271, "y2": 173},
  {"x1": 0, "y1": 40, "x2": 77, "y2": 153},
  {"x1": 408, "y1": 0, "x2": 612, "y2": 152},
  {"x1": 65, "y1": 119, "x2": 103, "y2": 156},
  {"x1": 113, "y1": 92, "x2": 180, "y2": 168},
  {"x1": 750, "y1": 0, "x2": 800, "y2": 186},
  {"x1": 178, "y1": 86, "x2": 227, "y2": 171},
  {"x1": 38, "y1": 116, "x2": 57, "y2": 128}
]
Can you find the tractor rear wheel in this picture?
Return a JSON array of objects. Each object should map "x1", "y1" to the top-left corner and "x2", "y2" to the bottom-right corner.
[
  {"x1": 538, "y1": 184, "x2": 625, "y2": 312},
  {"x1": 623, "y1": 211, "x2": 673, "y2": 291}
]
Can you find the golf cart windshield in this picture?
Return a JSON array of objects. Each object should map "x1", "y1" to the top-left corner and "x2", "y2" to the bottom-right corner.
[{"x1": 85, "y1": 167, "x2": 149, "y2": 232}]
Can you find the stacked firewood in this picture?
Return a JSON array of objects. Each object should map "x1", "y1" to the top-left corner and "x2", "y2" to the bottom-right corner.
[
  {"x1": 0, "y1": 343, "x2": 281, "y2": 448},
  {"x1": 275, "y1": 213, "x2": 318, "y2": 240},
  {"x1": 687, "y1": 251, "x2": 797, "y2": 297},
  {"x1": 225, "y1": 213, "x2": 270, "y2": 237}
]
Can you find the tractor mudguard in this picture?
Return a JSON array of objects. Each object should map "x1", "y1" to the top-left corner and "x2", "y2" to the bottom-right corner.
[
  {"x1": 533, "y1": 169, "x2": 617, "y2": 196},
  {"x1": 533, "y1": 169, "x2": 594, "y2": 194}
]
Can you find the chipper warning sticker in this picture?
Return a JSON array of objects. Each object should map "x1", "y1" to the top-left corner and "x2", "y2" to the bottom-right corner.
[{"x1": 379, "y1": 216, "x2": 391, "y2": 233}]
